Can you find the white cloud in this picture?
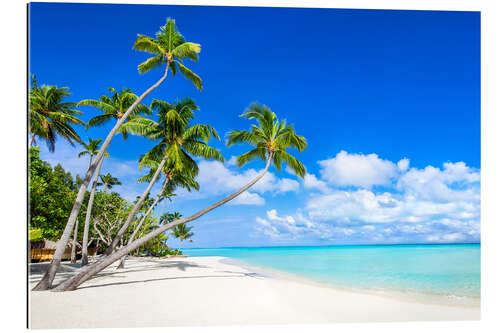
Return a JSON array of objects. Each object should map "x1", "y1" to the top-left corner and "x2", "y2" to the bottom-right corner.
[
  {"x1": 256, "y1": 152, "x2": 480, "y2": 244},
  {"x1": 318, "y1": 151, "x2": 399, "y2": 188},
  {"x1": 228, "y1": 191, "x2": 265, "y2": 206},
  {"x1": 255, "y1": 209, "x2": 317, "y2": 239},
  {"x1": 276, "y1": 178, "x2": 300, "y2": 193},
  {"x1": 396, "y1": 162, "x2": 480, "y2": 203},
  {"x1": 303, "y1": 173, "x2": 330, "y2": 193},
  {"x1": 181, "y1": 161, "x2": 300, "y2": 205},
  {"x1": 397, "y1": 158, "x2": 410, "y2": 172},
  {"x1": 426, "y1": 233, "x2": 467, "y2": 243}
]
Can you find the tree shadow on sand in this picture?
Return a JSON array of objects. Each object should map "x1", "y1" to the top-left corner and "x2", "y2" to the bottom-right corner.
[
  {"x1": 30, "y1": 260, "x2": 264, "y2": 291},
  {"x1": 74, "y1": 270, "x2": 264, "y2": 290}
]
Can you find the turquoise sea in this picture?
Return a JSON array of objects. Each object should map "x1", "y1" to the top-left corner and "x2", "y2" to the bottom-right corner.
[{"x1": 184, "y1": 244, "x2": 480, "y2": 301}]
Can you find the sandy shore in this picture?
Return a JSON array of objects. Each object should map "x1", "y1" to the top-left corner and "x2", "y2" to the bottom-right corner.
[{"x1": 29, "y1": 256, "x2": 480, "y2": 329}]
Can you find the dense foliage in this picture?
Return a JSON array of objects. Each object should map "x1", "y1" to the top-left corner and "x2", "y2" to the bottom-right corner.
[
  {"x1": 29, "y1": 147, "x2": 79, "y2": 240},
  {"x1": 29, "y1": 147, "x2": 178, "y2": 254}
]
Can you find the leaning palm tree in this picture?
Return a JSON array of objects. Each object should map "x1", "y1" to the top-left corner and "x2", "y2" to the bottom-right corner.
[
  {"x1": 53, "y1": 103, "x2": 307, "y2": 291},
  {"x1": 70, "y1": 139, "x2": 110, "y2": 263},
  {"x1": 29, "y1": 76, "x2": 84, "y2": 152},
  {"x1": 172, "y1": 224, "x2": 194, "y2": 253},
  {"x1": 101, "y1": 98, "x2": 223, "y2": 257},
  {"x1": 33, "y1": 18, "x2": 203, "y2": 290},
  {"x1": 78, "y1": 138, "x2": 109, "y2": 265},
  {"x1": 77, "y1": 88, "x2": 151, "y2": 139}
]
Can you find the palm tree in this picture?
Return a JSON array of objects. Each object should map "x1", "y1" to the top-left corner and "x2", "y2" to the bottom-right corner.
[
  {"x1": 29, "y1": 75, "x2": 84, "y2": 152},
  {"x1": 98, "y1": 173, "x2": 122, "y2": 191},
  {"x1": 53, "y1": 103, "x2": 307, "y2": 291},
  {"x1": 78, "y1": 138, "x2": 109, "y2": 265},
  {"x1": 133, "y1": 18, "x2": 202, "y2": 90},
  {"x1": 70, "y1": 139, "x2": 106, "y2": 263},
  {"x1": 33, "y1": 18, "x2": 203, "y2": 290},
  {"x1": 77, "y1": 88, "x2": 151, "y2": 139},
  {"x1": 172, "y1": 224, "x2": 194, "y2": 253},
  {"x1": 78, "y1": 138, "x2": 108, "y2": 168},
  {"x1": 101, "y1": 98, "x2": 223, "y2": 257}
]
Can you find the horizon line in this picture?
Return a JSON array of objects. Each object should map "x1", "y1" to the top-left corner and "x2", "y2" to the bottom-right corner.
[{"x1": 184, "y1": 242, "x2": 481, "y2": 250}]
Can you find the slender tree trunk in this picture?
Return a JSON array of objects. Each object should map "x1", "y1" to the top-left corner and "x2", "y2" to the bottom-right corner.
[
  {"x1": 179, "y1": 239, "x2": 183, "y2": 253},
  {"x1": 70, "y1": 221, "x2": 78, "y2": 263},
  {"x1": 117, "y1": 179, "x2": 169, "y2": 269},
  {"x1": 33, "y1": 64, "x2": 170, "y2": 291},
  {"x1": 103, "y1": 154, "x2": 168, "y2": 256},
  {"x1": 52, "y1": 155, "x2": 272, "y2": 291},
  {"x1": 81, "y1": 155, "x2": 103, "y2": 266},
  {"x1": 30, "y1": 134, "x2": 35, "y2": 146}
]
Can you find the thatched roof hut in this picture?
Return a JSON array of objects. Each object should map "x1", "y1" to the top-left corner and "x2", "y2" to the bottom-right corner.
[
  {"x1": 29, "y1": 239, "x2": 81, "y2": 250},
  {"x1": 30, "y1": 239, "x2": 57, "y2": 250},
  {"x1": 29, "y1": 239, "x2": 81, "y2": 262}
]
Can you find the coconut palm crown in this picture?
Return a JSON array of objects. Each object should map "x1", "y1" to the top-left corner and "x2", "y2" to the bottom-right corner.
[
  {"x1": 121, "y1": 97, "x2": 224, "y2": 172},
  {"x1": 132, "y1": 18, "x2": 202, "y2": 90},
  {"x1": 136, "y1": 155, "x2": 200, "y2": 194},
  {"x1": 29, "y1": 75, "x2": 85, "y2": 152},
  {"x1": 77, "y1": 87, "x2": 151, "y2": 139},
  {"x1": 226, "y1": 103, "x2": 307, "y2": 177}
]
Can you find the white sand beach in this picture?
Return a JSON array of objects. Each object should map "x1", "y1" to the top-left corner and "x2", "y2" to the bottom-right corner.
[{"x1": 29, "y1": 256, "x2": 480, "y2": 329}]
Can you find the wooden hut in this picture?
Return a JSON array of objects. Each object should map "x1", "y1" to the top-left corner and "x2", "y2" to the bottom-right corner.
[{"x1": 29, "y1": 239, "x2": 81, "y2": 262}]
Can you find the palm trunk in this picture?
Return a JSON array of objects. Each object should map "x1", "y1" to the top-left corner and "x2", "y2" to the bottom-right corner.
[
  {"x1": 117, "y1": 179, "x2": 169, "y2": 269},
  {"x1": 103, "y1": 154, "x2": 168, "y2": 256},
  {"x1": 33, "y1": 64, "x2": 170, "y2": 291},
  {"x1": 53, "y1": 155, "x2": 273, "y2": 291},
  {"x1": 179, "y1": 239, "x2": 183, "y2": 253},
  {"x1": 70, "y1": 221, "x2": 78, "y2": 263},
  {"x1": 81, "y1": 155, "x2": 103, "y2": 266}
]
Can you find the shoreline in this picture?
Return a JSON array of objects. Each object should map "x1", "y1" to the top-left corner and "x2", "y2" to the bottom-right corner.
[
  {"x1": 30, "y1": 256, "x2": 480, "y2": 329},
  {"x1": 218, "y1": 256, "x2": 481, "y2": 308}
]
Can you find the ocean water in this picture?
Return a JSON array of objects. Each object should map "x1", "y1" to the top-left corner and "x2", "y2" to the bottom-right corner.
[{"x1": 184, "y1": 244, "x2": 480, "y2": 301}]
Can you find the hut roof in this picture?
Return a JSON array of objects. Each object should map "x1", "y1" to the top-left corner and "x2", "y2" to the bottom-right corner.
[{"x1": 30, "y1": 239, "x2": 80, "y2": 250}]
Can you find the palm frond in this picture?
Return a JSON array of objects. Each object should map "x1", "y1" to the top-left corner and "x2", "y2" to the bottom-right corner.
[
  {"x1": 132, "y1": 35, "x2": 164, "y2": 55},
  {"x1": 175, "y1": 61, "x2": 203, "y2": 91},
  {"x1": 77, "y1": 99, "x2": 116, "y2": 114},
  {"x1": 137, "y1": 55, "x2": 165, "y2": 75},
  {"x1": 86, "y1": 114, "x2": 114, "y2": 129},
  {"x1": 172, "y1": 42, "x2": 201, "y2": 62},
  {"x1": 236, "y1": 147, "x2": 267, "y2": 167}
]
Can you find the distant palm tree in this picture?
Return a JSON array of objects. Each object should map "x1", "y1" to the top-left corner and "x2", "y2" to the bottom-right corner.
[
  {"x1": 29, "y1": 75, "x2": 84, "y2": 152},
  {"x1": 77, "y1": 88, "x2": 151, "y2": 139},
  {"x1": 78, "y1": 138, "x2": 109, "y2": 265},
  {"x1": 172, "y1": 224, "x2": 194, "y2": 253},
  {"x1": 34, "y1": 18, "x2": 203, "y2": 290},
  {"x1": 101, "y1": 98, "x2": 223, "y2": 256},
  {"x1": 78, "y1": 138, "x2": 109, "y2": 168},
  {"x1": 160, "y1": 212, "x2": 182, "y2": 225},
  {"x1": 98, "y1": 173, "x2": 122, "y2": 191},
  {"x1": 53, "y1": 103, "x2": 308, "y2": 292}
]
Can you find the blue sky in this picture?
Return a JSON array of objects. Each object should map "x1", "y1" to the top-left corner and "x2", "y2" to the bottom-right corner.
[{"x1": 29, "y1": 3, "x2": 480, "y2": 248}]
